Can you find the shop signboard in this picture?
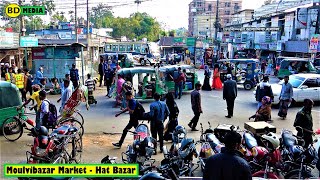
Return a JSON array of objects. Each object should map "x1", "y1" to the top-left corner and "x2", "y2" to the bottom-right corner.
[
  {"x1": 295, "y1": 8, "x2": 308, "y2": 29},
  {"x1": 20, "y1": 36, "x2": 38, "y2": 47},
  {"x1": 186, "y1": 37, "x2": 196, "y2": 46},
  {"x1": 309, "y1": 34, "x2": 319, "y2": 53},
  {"x1": 269, "y1": 43, "x2": 277, "y2": 51},
  {"x1": 0, "y1": 31, "x2": 14, "y2": 47}
]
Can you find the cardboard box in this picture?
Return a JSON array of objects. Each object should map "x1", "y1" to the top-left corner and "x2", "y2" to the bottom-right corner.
[{"x1": 244, "y1": 122, "x2": 276, "y2": 135}]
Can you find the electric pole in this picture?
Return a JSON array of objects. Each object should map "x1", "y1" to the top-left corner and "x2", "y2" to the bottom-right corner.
[
  {"x1": 75, "y1": 0, "x2": 78, "y2": 42},
  {"x1": 214, "y1": 0, "x2": 220, "y2": 60}
]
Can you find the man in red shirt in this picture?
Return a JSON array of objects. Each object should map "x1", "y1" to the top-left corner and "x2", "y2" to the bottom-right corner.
[{"x1": 174, "y1": 67, "x2": 186, "y2": 99}]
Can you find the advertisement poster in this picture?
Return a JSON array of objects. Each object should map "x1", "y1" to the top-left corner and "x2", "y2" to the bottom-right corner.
[{"x1": 309, "y1": 34, "x2": 319, "y2": 53}]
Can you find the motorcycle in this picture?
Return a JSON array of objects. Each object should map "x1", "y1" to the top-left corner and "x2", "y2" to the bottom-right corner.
[
  {"x1": 26, "y1": 124, "x2": 81, "y2": 164},
  {"x1": 198, "y1": 122, "x2": 224, "y2": 172},
  {"x1": 213, "y1": 124, "x2": 240, "y2": 144},
  {"x1": 121, "y1": 123, "x2": 156, "y2": 175},
  {"x1": 280, "y1": 128, "x2": 317, "y2": 179},
  {"x1": 163, "y1": 125, "x2": 199, "y2": 177}
]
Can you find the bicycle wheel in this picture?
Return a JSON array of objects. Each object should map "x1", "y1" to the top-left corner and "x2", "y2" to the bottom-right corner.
[
  {"x1": 58, "y1": 118, "x2": 84, "y2": 137},
  {"x1": 73, "y1": 111, "x2": 84, "y2": 125},
  {"x1": 51, "y1": 153, "x2": 69, "y2": 164},
  {"x1": 71, "y1": 135, "x2": 83, "y2": 163},
  {"x1": 2, "y1": 116, "x2": 24, "y2": 142}
]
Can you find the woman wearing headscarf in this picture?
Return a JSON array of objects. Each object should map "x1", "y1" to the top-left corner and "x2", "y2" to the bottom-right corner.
[
  {"x1": 211, "y1": 64, "x2": 223, "y2": 90},
  {"x1": 249, "y1": 96, "x2": 272, "y2": 122},
  {"x1": 202, "y1": 65, "x2": 212, "y2": 91},
  {"x1": 164, "y1": 92, "x2": 179, "y2": 141}
]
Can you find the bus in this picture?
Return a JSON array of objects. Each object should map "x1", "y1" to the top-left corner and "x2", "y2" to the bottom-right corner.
[{"x1": 104, "y1": 41, "x2": 160, "y2": 66}]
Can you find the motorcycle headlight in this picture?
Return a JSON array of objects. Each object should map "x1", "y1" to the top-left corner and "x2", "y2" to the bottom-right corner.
[
  {"x1": 148, "y1": 141, "x2": 154, "y2": 148},
  {"x1": 178, "y1": 133, "x2": 185, "y2": 139}
]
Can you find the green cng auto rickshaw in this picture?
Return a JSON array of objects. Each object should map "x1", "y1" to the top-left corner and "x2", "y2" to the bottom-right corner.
[
  {"x1": 218, "y1": 59, "x2": 261, "y2": 90},
  {"x1": 115, "y1": 67, "x2": 167, "y2": 100},
  {"x1": 159, "y1": 65, "x2": 199, "y2": 93},
  {"x1": 277, "y1": 58, "x2": 317, "y2": 79},
  {"x1": 0, "y1": 81, "x2": 25, "y2": 130}
]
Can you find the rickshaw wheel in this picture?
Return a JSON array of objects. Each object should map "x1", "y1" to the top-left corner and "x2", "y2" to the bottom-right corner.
[
  {"x1": 57, "y1": 118, "x2": 84, "y2": 137},
  {"x1": 244, "y1": 82, "x2": 253, "y2": 90},
  {"x1": 2, "y1": 116, "x2": 24, "y2": 141}
]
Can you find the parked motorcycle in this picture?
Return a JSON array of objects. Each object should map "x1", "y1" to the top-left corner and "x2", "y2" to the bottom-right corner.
[
  {"x1": 121, "y1": 123, "x2": 156, "y2": 175},
  {"x1": 198, "y1": 122, "x2": 224, "y2": 172},
  {"x1": 280, "y1": 128, "x2": 317, "y2": 179},
  {"x1": 163, "y1": 125, "x2": 199, "y2": 177}
]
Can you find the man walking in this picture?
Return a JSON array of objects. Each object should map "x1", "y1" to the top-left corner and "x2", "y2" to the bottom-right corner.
[
  {"x1": 294, "y1": 99, "x2": 314, "y2": 148},
  {"x1": 278, "y1": 75, "x2": 293, "y2": 119},
  {"x1": 34, "y1": 67, "x2": 44, "y2": 85},
  {"x1": 203, "y1": 131, "x2": 252, "y2": 180},
  {"x1": 70, "y1": 63, "x2": 79, "y2": 88},
  {"x1": 174, "y1": 67, "x2": 186, "y2": 99},
  {"x1": 150, "y1": 93, "x2": 170, "y2": 153},
  {"x1": 98, "y1": 57, "x2": 104, "y2": 87},
  {"x1": 104, "y1": 63, "x2": 115, "y2": 97},
  {"x1": 58, "y1": 80, "x2": 72, "y2": 113},
  {"x1": 188, "y1": 82, "x2": 202, "y2": 131},
  {"x1": 5, "y1": 67, "x2": 15, "y2": 83},
  {"x1": 256, "y1": 76, "x2": 273, "y2": 108},
  {"x1": 113, "y1": 91, "x2": 139, "y2": 148},
  {"x1": 223, "y1": 74, "x2": 237, "y2": 118},
  {"x1": 15, "y1": 69, "x2": 27, "y2": 102}
]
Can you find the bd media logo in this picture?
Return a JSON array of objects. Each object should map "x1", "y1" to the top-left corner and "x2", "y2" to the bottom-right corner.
[
  {"x1": 5, "y1": 4, "x2": 21, "y2": 18},
  {"x1": 5, "y1": 4, "x2": 46, "y2": 18}
]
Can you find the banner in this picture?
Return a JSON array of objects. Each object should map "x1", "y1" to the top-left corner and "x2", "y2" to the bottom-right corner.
[
  {"x1": 224, "y1": 27, "x2": 280, "y2": 32},
  {"x1": 309, "y1": 34, "x2": 319, "y2": 53},
  {"x1": 295, "y1": 8, "x2": 308, "y2": 29}
]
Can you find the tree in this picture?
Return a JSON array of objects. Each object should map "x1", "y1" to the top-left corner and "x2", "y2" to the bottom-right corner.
[
  {"x1": 168, "y1": 30, "x2": 176, "y2": 37},
  {"x1": 30, "y1": 0, "x2": 55, "y2": 15},
  {"x1": 52, "y1": 11, "x2": 67, "y2": 24},
  {"x1": 90, "y1": 3, "x2": 113, "y2": 28},
  {"x1": 25, "y1": 16, "x2": 47, "y2": 34}
]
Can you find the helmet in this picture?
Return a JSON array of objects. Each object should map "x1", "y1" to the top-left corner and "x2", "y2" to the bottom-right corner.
[
  {"x1": 261, "y1": 132, "x2": 280, "y2": 150},
  {"x1": 174, "y1": 125, "x2": 186, "y2": 135},
  {"x1": 139, "y1": 172, "x2": 166, "y2": 180},
  {"x1": 37, "y1": 135, "x2": 49, "y2": 149},
  {"x1": 38, "y1": 126, "x2": 49, "y2": 136},
  {"x1": 173, "y1": 125, "x2": 186, "y2": 143}
]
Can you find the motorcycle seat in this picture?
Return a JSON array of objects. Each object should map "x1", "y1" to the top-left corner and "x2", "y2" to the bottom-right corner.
[
  {"x1": 243, "y1": 132, "x2": 258, "y2": 149},
  {"x1": 282, "y1": 131, "x2": 297, "y2": 147},
  {"x1": 52, "y1": 125, "x2": 70, "y2": 135}
]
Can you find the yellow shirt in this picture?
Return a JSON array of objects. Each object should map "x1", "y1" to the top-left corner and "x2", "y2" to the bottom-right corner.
[{"x1": 30, "y1": 91, "x2": 41, "y2": 110}]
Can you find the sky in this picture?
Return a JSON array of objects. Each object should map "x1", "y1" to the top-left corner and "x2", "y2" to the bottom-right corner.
[{"x1": 1, "y1": 0, "x2": 265, "y2": 29}]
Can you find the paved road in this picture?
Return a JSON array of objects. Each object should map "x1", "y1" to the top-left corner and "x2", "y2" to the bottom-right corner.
[{"x1": 1, "y1": 69, "x2": 320, "y2": 178}]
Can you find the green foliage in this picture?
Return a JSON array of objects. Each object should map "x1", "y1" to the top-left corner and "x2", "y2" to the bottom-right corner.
[
  {"x1": 52, "y1": 11, "x2": 67, "y2": 24},
  {"x1": 90, "y1": 11, "x2": 162, "y2": 41}
]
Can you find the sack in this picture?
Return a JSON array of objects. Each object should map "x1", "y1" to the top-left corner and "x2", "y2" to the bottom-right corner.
[
  {"x1": 134, "y1": 100, "x2": 145, "y2": 118},
  {"x1": 42, "y1": 100, "x2": 58, "y2": 128}
]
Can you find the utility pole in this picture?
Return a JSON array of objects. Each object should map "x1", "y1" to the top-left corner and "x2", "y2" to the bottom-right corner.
[
  {"x1": 19, "y1": 0, "x2": 25, "y2": 68},
  {"x1": 134, "y1": 0, "x2": 141, "y2": 13},
  {"x1": 214, "y1": 0, "x2": 220, "y2": 60},
  {"x1": 75, "y1": 0, "x2": 78, "y2": 43},
  {"x1": 87, "y1": 0, "x2": 92, "y2": 75}
]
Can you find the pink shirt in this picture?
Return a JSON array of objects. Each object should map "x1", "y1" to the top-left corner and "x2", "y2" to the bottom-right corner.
[{"x1": 117, "y1": 78, "x2": 125, "y2": 94}]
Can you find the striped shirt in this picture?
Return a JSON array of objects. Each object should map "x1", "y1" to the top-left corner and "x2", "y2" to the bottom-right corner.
[{"x1": 85, "y1": 78, "x2": 95, "y2": 91}]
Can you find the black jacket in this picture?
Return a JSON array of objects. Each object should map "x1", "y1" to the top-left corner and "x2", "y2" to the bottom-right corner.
[
  {"x1": 203, "y1": 148, "x2": 252, "y2": 180},
  {"x1": 98, "y1": 63, "x2": 104, "y2": 75},
  {"x1": 256, "y1": 82, "x2": 273, "y2": 101},
  {"x1": 223, "y1": 80, "x2": 237, "y2": 99}
]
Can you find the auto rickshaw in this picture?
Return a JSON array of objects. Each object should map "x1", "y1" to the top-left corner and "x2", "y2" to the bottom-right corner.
[
  {"x1": 159, "y1": 65, "x2": 199, "y2": 93},
  {"x1": 217, "y1": 59, "x2": 261, "y2": 90},
  {"x1": 277, "y1": 58, "x2": 317, "y2": 79},
  {"x1": 115, "y1": 67, "x2": 167, "y2": 100},
  {"x1": 0, "y1": 81, "x2": 25, "y2": 130}
]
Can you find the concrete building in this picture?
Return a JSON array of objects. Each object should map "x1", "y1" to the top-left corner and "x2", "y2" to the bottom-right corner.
[
  {"x1": 188, "y1": 0, "x2": 242, "y2": 38},
  {"x1": 223, "y1": 0, "x2": 320, "y2": 58}
]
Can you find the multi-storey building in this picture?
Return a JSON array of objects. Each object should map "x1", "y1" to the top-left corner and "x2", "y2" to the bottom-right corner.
[{"x1": 188, "y1": 0, "x2": 242, "y2": 38}]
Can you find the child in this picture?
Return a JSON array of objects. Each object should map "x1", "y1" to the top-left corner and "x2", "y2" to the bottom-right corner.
[
  {"x1": 50, "y1": 78, "x2": 61, "y2": 95},
  {"x1": 85, "y1": 74, "x2": 97, "y2": 104}
]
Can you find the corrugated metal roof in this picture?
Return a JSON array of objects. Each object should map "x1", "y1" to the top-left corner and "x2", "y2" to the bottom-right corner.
[
  {"x1": 38, "y1": 39, "x2": 88, "y2": 46},
  {"x1": 159, "y1": 37, "x2": 174, "y2": 46}
]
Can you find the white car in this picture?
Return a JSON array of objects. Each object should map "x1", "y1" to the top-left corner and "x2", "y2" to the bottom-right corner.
[{"x1": 270, "y1": 74, "x2": 320, "y2": 105}]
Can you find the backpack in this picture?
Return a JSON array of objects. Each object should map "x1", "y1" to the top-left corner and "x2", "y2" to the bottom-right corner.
[
  {"x1": 134, "y1": 100, "x2": 145, "y2": 119},
  {"x1": 42, "y1": 100, "x2": 58, "y2": 128}
]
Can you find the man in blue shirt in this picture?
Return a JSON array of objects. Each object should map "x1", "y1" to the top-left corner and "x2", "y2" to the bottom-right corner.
[
  {"x1": 34, "y1": 67, "x2": 44, "y2": 85},
  {"x1": 278, "y1": 75, "x2": 293, "y2": 119},
  {"x1": 70, "y1": 64, "x2": 79, "y2": 88},
  {"x1": 104, "y1": 63, "x2": 115, "y2": 97},
  {"x1": 113, "y1": 91, "x2": 138, "y2": 148},
  {"x1": 150, "y1": 93, "x2": 170, "y2": 153}
]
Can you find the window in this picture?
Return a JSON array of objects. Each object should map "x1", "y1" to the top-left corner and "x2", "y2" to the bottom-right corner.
[
  {"x1": 303, "y1": 78, "x2": 319, "y2": 88},
  {"x1": 257, "y1": 20, "x2": 261, "y2": 24},
  {"x1": 296, "y1": 29, "x2": 301, "y2": 35},
  {"x1": 225, "y1": 10, "x2": 230, "y2": 15},
  {"x1": 208, "y1": 4, "x2": 212, "y2": 11},
  {"x1": 197, "y1": 2, "x2": 202, "y2": 7},
  {"x1": 225, "y1": 2, "x2": 231, "y2": 7}
]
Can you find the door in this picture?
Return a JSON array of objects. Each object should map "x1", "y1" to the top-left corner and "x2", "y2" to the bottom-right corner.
[{"x1": 298, "y1": 78, "x2": 320, "y2": 102}]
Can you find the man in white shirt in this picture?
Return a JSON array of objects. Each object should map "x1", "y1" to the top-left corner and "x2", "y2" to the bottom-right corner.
[
  {"x1": 38, "y1": 90, "x2": 49, "y2": 130},
  {"x1": 58, "y1": 79, "x2": 72, "y2": 113}
]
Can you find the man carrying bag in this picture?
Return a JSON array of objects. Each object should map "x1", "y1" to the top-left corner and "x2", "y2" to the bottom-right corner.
[{"x1": 149, "y1": 93, "x2": 170, "y2": 153}]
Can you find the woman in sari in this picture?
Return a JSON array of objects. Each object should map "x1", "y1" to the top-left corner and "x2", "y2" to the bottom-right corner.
[
  {"x1": 249, "y1": 96, "x2": 272, "y2": 122},
  {"x1": 211, "y1": 64, "x2": 223, "y2": 90},
  {"x1": 202, "y1": 65, "x2": 212, "y2": 91}
]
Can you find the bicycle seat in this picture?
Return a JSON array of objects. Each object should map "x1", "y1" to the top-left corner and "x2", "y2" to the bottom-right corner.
[
  {"x1": 243, "y1": 132, "x2": 258, "y2": 149},
  {"x1": 282, "y1": 131, "x2": 297, "y2": 148}
]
